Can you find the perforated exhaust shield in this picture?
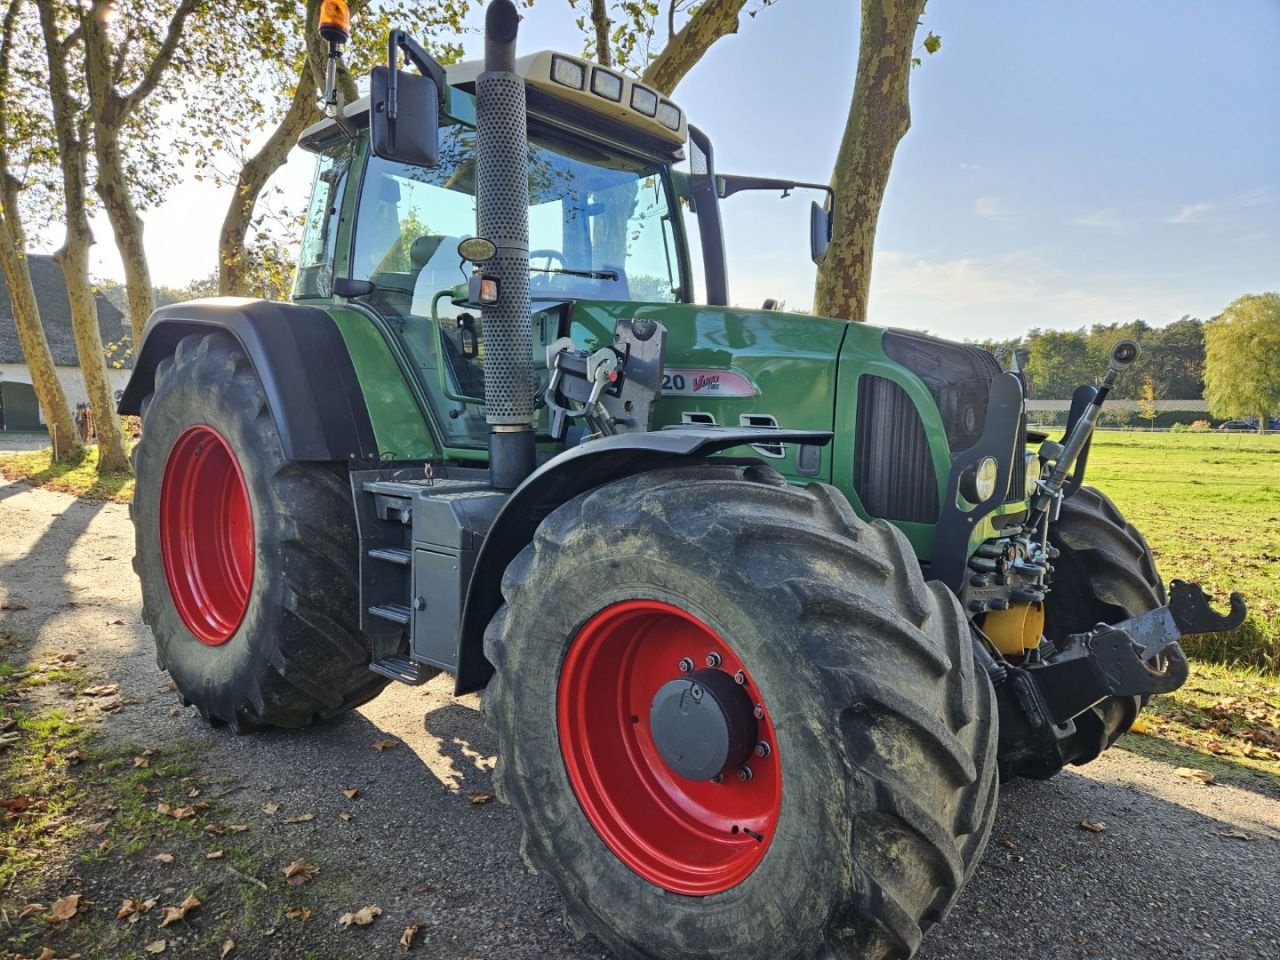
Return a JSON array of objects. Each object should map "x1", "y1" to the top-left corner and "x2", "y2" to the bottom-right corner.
[{"x1": 475, "y1": 71, "x2": 534, "y2": 426}]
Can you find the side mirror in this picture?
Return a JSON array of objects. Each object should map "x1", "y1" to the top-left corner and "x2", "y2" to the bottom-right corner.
[
  {"x1": 370, "y1": 65, "x2": 440, "y2": 168},
  {"x1": 810, "y1": 200, "x2": 832, "y2": 266}
]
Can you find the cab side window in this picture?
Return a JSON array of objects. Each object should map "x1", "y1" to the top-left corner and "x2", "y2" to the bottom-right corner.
[{"x1": 293, "y1": 141, "x2": 353, "y2": 300}]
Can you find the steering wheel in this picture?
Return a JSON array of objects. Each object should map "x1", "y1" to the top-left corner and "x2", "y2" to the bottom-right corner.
[{"x1": 529, "y1": 249, "x2": 568, "y2": 273}]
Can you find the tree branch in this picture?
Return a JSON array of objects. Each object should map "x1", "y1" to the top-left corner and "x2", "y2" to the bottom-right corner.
[
  {"x1": 117, "y1": 0, "x2": 199, "y2": 119},
  {"x1": 642, "y1": 0, "x2": 747, "y2": 94},
  {"x1": 590, "y1": 0, "x2": 612, "y2": 67}
]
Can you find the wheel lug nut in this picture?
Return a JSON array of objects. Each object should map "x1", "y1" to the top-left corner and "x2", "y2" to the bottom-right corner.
[
  {"x1": 734, "y1": 670, "x2": 747, "y2": 685},
  {"x1": 705, "y1": 652, "x2": 722, "y2": 668},
  {"x1": 753, "y1": 705, "x2": 764, "y2": 719},
  {"x1": 690, "y1": 684, "x2": 703, "y2": 702},
  {"x1": 736, "y1": 765, "x2": 753, "y2": 782},
  {"x1": 754, "y1": 741, "x2": 771, "y2": 758},
  {"x1": 677, "y1": 657, "x2": 694, "y2": 673},
  {"x1": 711, "y1": 772, "x2": 724, "y2": 784}
]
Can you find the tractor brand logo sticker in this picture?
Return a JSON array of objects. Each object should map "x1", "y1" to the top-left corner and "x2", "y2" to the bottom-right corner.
[{"x1": 660, "y1": 369, "x2": 757, "y2": 398}]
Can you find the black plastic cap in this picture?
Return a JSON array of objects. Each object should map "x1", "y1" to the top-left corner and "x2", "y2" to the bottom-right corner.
[{"x1": 486, "y1": 0, "x2": 519, "y2": 44}]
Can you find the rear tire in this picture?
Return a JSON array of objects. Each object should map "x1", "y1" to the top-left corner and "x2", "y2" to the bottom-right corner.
[
  {"x1": 484, "y1": 464, "x2": 997, "y2": 960},
  {"x1": 132, "y1": 332, "x2": 402, "y2": 731},
  {"x1": 1044, "y1": 485, "x2": 1165, "y2": 769}
]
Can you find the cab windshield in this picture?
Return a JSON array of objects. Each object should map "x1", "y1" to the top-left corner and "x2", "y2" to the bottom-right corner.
[{"x1": 350, "y1": 119, "x2": 685, "y2": 449}]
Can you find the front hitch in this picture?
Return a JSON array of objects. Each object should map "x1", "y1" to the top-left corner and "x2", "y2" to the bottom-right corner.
[{"x1": 1017, "y1": 580, "x2": 1245, "y2": 727}]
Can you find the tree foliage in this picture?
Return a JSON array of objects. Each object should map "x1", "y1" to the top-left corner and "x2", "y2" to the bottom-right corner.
[{"x1": 1204, "y1": 293, "x2": 1280, "y2": 430}]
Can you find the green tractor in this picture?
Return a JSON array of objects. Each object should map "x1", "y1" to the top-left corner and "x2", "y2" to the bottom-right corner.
[{"x1": 119, "y1": 3, "x2": 1245, "y2": 957}]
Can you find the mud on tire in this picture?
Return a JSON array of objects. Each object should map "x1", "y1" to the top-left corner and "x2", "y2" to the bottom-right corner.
[
  {"x1": 132, "y1": 332, "x2": 404, "y2": 732},
  {"x1": 483, "y1": 463, "x2": 998, "y2": 960}
]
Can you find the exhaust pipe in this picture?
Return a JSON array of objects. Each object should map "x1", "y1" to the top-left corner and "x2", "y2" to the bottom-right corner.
[{"x1": 476, "y1": 0, "x2": 535, "y2": 490}]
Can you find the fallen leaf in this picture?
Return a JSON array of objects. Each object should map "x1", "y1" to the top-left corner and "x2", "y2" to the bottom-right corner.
[
  {"x1": 467, "y1": 792, "x2": 495, "y2": 806},
  {"x1": 206, "y1": 849, "x2": 225, "y2": 860},
  {"x1": 342, "y1": 788, "x2": 360, "y2": 800},
  {"x1": 47, "y1": 894, "x2": 82, "y2": 922},
  {"x1": 144, "y1": 940, "x2": 166, "y2": 954},
  {"x1": 65, "y1": 748, "x2": 87, "y2": 765},
  {"x1": 1218, "y1": 830, "x2": 1258, "y2": 841},
  {"x1": 371, "y1": 739, "x2": 399, "y2": 752},
  {"x1": 338, "y1": 811, "x2": 354, "y2": 822},
  {"x1": 338, "y1": 905, "x2": 382, "y2": 927},
  {"x1": 1078, "y1": 820, "x2": 1107, "y2": 833},
  {"x1": 283, "y1": 812, "x2": 315, "y2": 824},
  {"x1": 1, "y1": 796, "x2": 33, "y2": 811},
  {"x1": 204, "y1": 824, "x2": 227, "y2": 836},
  {"x1": 997, "y1": 839, "x2": 1015, "y2": 849},
  {"x1": 158, "y1": 893, "x2": 200, "y2": 928},
  {"x1": 106, "y1": 619, "x2": 125, "y2": 626},
  {"x1": 82, "y1": 683, "x2": 121, "y2": 697},
  {"x1": 262, "y1": 802, "x2": 280, "y2": 815},
  {"x1": 283, "y1": 859, "x2": 319, "y2": 886},
  {"x1": 0, "y1": 601, "x2": 28, "y2": 610},
  {"x1": 0, "y1": 717, "x2": 16, "y2": 732},
  {"x1": 153, "y1": 853, "x2": 175, "y2": 864},
  {"x1": 191, "y1": 800, "x2": 210, "y2": 811},
  {"x1": 18, "y1": 902, "x2": 45, "y2": 919},
  {"x1": 118, "y1": 899, "x2": 140, "y2": 920},
  {"x1": 285, "y1": 906, "x2": 312, "y2": 921},
  {"x1": 400, "y1": 923, "x2": 422, "y2": 950},
  {"x1": 28, "y1": 949, "x2": 54, "y2": 960},
  {"x1": 87, "y1": 819, "x2": 111, "y2": 834},
  {"x1": 1175, "y1": 767, "x2": 1216, "y2": 785},
  {"x1": 157, "y1": 803, "x2": 196, "y2": 820},
  {"x1": 227, "y1": 823, "x2": 249, "y2": 832},
  {"x1": 187, "y1": 787, "x2": 201, "y2": 798},
  {"x1": 221, "y1": 939, "x2": 236, "y2": 958}
]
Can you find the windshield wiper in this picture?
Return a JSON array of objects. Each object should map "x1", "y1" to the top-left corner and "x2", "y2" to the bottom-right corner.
[{"x1": 530, "y1": 266, "x2": 619, "y2": 281}]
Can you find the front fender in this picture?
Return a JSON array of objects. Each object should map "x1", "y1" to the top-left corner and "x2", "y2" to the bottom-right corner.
[
  {"x1": 453, "y1": 426, "x2": 833, "y2": 693},
  {"x1": 118, "y1": 298, "x2": 378, "y2": 462}
]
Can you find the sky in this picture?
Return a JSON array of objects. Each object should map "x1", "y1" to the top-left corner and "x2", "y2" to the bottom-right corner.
[{"x1": 79, "y1": 0, "x2": 1280, "y2": 342}]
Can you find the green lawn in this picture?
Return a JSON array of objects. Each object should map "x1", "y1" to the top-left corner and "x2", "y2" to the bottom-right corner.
[
  {"x1": 1081, "y1": 430, "x2": 1280, "y2": 671},
  {"x1": 0, "y1": 446, "x2": 134, "y2": 502}
]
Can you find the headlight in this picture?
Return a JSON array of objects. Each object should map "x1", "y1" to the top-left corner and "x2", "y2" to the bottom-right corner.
[
  {"x1": 630, "y1": 85, "x2": 658, "y2": 117},
  {"x1": 551, "y1": 55, "x2": 586, "y2": 90},
  {"x1": 962, "y1": 456, "x2": 1000, "y2": 502},
  {"x1": 591, "y1": 67, "x2": 623, "y2": 102},
  {"x1": 1024, "y1": 450, "x2": 1039, "y2": 498}
]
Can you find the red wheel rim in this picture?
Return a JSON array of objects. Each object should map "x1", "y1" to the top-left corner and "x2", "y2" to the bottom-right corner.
[
  {"x1": 558, "y1": 600, "x2": 781, "y2": 895},
  {"x1": 159, "y1": 425, "x2": 254, "y2": 645}
]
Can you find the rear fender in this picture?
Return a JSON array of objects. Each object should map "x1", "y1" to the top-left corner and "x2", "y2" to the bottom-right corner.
[
  {"x1": 118, "y1": 298, "x2": 379, "y2": 462},
  {"x1": 453, "y1": 426, "x2": 833, "y2": 693}
]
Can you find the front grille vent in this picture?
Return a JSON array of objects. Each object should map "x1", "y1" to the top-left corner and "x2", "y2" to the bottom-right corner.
[{"x1": 854, "y1": 376, "x2": 939, "y2": 524}]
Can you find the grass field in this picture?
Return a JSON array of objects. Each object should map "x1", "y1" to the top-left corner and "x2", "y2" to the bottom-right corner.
[
  {"x1": 1079, "y1": 430, "x2": 1280, "y2": 672},
  {"x1": 0, "y1": 445, "x2": 134, "y2": 502}
]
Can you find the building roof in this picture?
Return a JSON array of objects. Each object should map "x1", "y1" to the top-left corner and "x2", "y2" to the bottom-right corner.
[{"x1": 0, "y1": 253, "x2": 131, "y2": 368}]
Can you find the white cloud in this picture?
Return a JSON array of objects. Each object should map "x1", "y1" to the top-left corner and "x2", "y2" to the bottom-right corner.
[
  {"x1": 1166, "y1": 187, "x2": 1272, "y2": 225},
  {"x1": 975, "y1": 196, "x2": 1012, "y2": 220}
]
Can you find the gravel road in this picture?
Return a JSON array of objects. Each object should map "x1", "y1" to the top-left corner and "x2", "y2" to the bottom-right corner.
[{"x1": 2, "y1": 477, "x2": 1278, "y2": 959}]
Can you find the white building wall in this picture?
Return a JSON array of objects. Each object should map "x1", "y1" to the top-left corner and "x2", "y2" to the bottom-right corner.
[{"x1": 0, "y1": 363, "x2": 132, "y2": 424}]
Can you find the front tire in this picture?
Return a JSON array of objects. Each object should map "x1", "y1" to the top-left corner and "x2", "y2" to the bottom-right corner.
[
  {"x1": 484, "y1": 464, "x2": 997, "y2": 960},
  {"x1": 1043, "y1": 485, "x2": 1166, "y2": 769},
  {"x1": 132, "y1": 332, "x2": 398, "y2": 731}
]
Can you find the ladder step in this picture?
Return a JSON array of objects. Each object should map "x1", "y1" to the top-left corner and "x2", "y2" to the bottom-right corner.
[
  {"x1": 368, "y1": 602, "x2": 411, "y2": 626},
  {"x1": 368, "y1": 547, "x2": 412, "y2": 566},
  {"x1": 369, "y1": 655, "x2": 434, "y2": 686}
]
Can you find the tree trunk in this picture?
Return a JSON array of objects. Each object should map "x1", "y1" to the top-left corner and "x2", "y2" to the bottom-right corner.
[
  {"x1": 93, "y1": 132, "x2": 154, "y2": 344},
  {"x1": 813, "y1": 0, "x2": 927, "y2": 322},
  {"x1": 39, "y1": 0, "x2": 131, "y2": 475},
  {"x1": 589, "y1": 0, "x2": 613, "y2": 67},
  {"x1": 219, "y1": 81, "x2": 321, "y2": 296},
  {"x1": 0, "y1": 214, "x2": 84, "y2": 460}
]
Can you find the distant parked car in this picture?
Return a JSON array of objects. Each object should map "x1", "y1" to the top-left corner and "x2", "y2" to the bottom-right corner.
[{"x1": 1217, "y1": 418, "x2": 1279, "y2": 431}]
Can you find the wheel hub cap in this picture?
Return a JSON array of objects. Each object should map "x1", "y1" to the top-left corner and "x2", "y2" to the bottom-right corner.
[{"x1": 649, "y1": 668, "x2": 757, "y2": 781}]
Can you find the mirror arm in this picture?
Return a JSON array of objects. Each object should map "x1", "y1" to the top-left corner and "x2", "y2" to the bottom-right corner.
[{"x1": 386, "y1": 29, "x2": 449, "y2": 120}]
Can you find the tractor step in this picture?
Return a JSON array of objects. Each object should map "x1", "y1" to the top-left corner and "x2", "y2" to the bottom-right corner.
[
  {"x1": 368, "y1": 546, "x2": 412, "y2": 566},
  {"x1": 362, "y1": 478, "x2": 489, "y2": 498},
  {"x1": 369, "y1": 655, "x2": 434, "y2": 686},
  {"x1": 368, "y1": 602, "x2": 412, "y2": 626}
]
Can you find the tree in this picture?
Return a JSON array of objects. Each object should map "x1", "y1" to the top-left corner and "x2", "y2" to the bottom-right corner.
[
  {"x1": 37, "y1": 1, "x2": 131, "y2": 473},
  {"x1": 0, "y1": 0, "x2": 82, "y2": 460},
  {"x1": 1138, "y1": 376, "x2": 1158, "y2": 430},
  {"x1": 81, "y1": 0, "x2": 201, "y2": 344},
  {"x1": 1204, "y1": 293, "x2": 1280, "y2": 434},
  {"x1": 813, "y1": 1, "x2": 939, "y2": 321},
  {"x1": 1024, "y1": 328, "x2": 1094, "y2": 399}
]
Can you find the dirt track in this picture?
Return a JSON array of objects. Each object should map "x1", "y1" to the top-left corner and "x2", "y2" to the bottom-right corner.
[{"x1": 2, "y1": 477, "x2": 1279, "y2": 959}]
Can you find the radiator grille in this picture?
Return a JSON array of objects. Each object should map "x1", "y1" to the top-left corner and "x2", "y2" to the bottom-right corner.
[{"x1": 854, "y1": 376, "x2": 939, "y2": 524}]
